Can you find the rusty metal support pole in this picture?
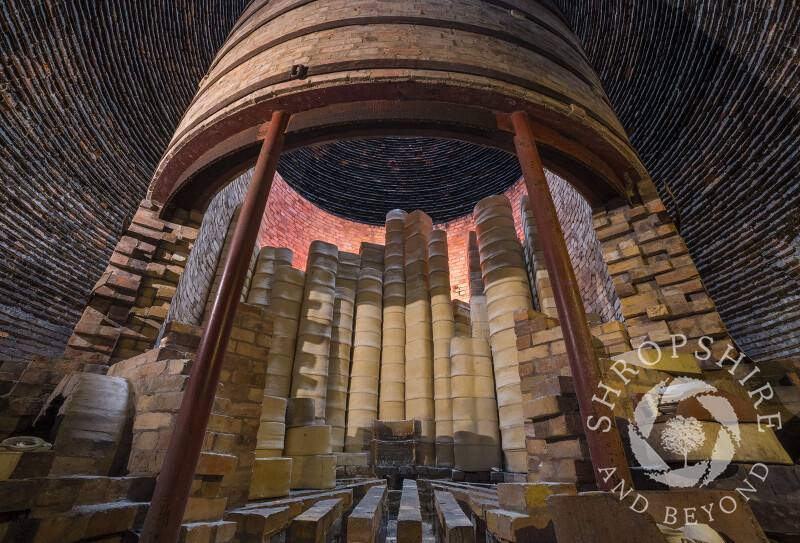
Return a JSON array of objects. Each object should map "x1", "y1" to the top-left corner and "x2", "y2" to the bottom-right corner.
[
  {"x1": 511, "y1": 110, "x2": 633, "y2": 491},
  {"x1": 139, "y1": 110, "x2": 290, "y2": 542}
]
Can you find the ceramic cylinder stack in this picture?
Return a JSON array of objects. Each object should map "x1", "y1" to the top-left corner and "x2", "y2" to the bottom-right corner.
[
  {"x1": 473, "y1": 195, "x2": 533, "y2": 473},
  {"x1": 403, "y1": 210, "x2": 436, "y2": 466},
  {"x1": 324, "y1": 251, "x2": 360, "y2": 450},
  {"x1": 428, "y1": 229, "x2": 455, "y2": 468},
  {"x1": 291, "y1": 241, "x2": 338, "y2": 420},
  {"x1": 345, "y1": 243, "x2": 385, "y2": 452},
  {"x1": 246, "y1": 246, "x2": 294, "y2": 308},
  {"x1": 380, "y1": 210, "x2": 407, "y2": 421},
  {"x1": 450, "y1": 337, "x2": 502, "y2": 472},
  {"x1": 264, "y1": 266, "x2": 305, "y2": 398}
]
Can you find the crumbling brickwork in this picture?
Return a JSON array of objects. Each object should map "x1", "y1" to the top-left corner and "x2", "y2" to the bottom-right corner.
[
  {"x1": 63, "y1": 201, "x2": 200, "y2": 365},
  {"x1": 594, "y1": 180, "x2": 736, "y2": 363}
]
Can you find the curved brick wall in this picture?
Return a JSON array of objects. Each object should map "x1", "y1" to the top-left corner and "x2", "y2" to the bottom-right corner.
[
  {"x1": 559, "y1": 1, "x2": 800, "y2": 359},
  {"x1": 2, "y1": 1, "x2": 798, "y2": 364},
  {"x1": 257, "y1": 173, "x2": 533, "y2": 302},
  {"x1": 0, "y1": 1, "x2": 249, "y2": 360},
  {"x1": 256, "y1": 173, "x2": 595, "y2": 309},
  {"x1": 548, "y1": 173, "x2": 622, "y2": 322}
]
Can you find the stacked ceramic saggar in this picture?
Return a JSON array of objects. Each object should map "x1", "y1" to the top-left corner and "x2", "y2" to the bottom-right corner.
[
  {"x1": 246, "y1": 246, "x2": 293, "y2": 308},
  {"x1": 450, "y1": 337, "x2": 502, "y2": 472},
  {"x1": 345, "y1": 243, "x2": 385, "y2": 452},
  {"x1": 250, "y1": 395, "x2": 291, "y2": 499},
  {"x1": 521, "y1": 195, "x2": 556, "y2": 317},
  {"x1": 428, "y1": 229, "x2": 455, "y2": 468},
  {"x1": 403, "y1": 210, "x2": 435, "y2": 466},
  {"x1": 473, "y1": 195, "x2": 533, "y2": 473},
  {"x1": 284, "y1": 398, "x2": 335, "y2": 489},
  {"x1": 380, "y1": 209, "x2": 407, "y2": 421},
  {"x1": 325, "y1": 285, "x2": 355, "y2": 451},
  {"x1": 264, "y1": 266, "x2": 305, "y2": 398},
  {"x1": 291, "y1": 241, "x2": 338, "y2": 420},
  {"x1": 452, "y1": 300, "x2": 472, "y2": 338},
  {"x1": 324, "y1": 251, "x2": 360, "y2": 451},
  {"x1": 467, "y1": 231, "x2": 490, "y2": 339}
]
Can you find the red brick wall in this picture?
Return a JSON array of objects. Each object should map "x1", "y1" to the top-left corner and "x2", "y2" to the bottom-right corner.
[
  {"x1": 258, "y1": 174, "x2": 385, "y2": 269},
  {"x1": 258, "y1": 174, "x2": 530, "y2": 302}
]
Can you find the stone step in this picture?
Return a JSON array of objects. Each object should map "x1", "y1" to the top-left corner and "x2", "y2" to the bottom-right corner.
[
  {"x1": 547, "y1": 491, "x2": 770, "y2": 543},
  {"x1": 289, "y1": 498, "x2": 344, "y2": 543},
  {"x1": 226, "y1": 505, "x2": 290, "y2": 542},
  {"x1": 485, "y1": 506, "x2": 557, "y2": 543},
  {"x1": 347, "y1": 483, "x2": 387, "y2": 543},
  {"x1": 0, "y1": 475, "x2": 155, "y2": 514},
  {"x1": 179, "y1": 520, "x2": 238, "y2": 543},
  {"x1": 241, "y1": 487, "x2": 355, "y2": 519},
  {"x1": 6, "y1": 500, "x2": 148, "y2": 543},
  {"x1": 434, "y1": 490, "x2": 474, "y2": 543},
  {"x1": 397, "y1": 479, "x2": 422, "y2": 543}
]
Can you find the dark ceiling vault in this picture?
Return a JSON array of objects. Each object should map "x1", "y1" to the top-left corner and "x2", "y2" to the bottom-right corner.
[
  {"x1": 277, "y1": 138, "x2": 523, "y2": 225},
  {"x1": 0, "y1": 1, "x2": 797, "y2": 361}
]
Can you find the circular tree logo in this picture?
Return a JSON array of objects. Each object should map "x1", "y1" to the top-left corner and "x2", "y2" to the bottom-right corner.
[{"x1": 628, "y1": 377, "x2": 742, "y2": 488}]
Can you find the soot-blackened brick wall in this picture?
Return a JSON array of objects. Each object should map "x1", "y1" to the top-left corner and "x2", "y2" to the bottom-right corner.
[
  {"x1": 165, "y1": 171, "x2": 252, "y2": 328},
  {"x1": 549, "y1": 173, "x2": 622, "y2": 322},
  {"x1": 559, "y1": 1, "x2": 800, "y2": 360},
  {"x1": 0, "y1": 1, "x2": 250, "y2": 361}
]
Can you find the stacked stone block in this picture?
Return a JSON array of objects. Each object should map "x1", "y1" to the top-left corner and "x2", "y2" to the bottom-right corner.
[
  {"x1": 291, "y1": 241, "x2": 338, "y2": 420},
  {"x1": 265, "y1": 266, "x2": 305, "y2": 398},
  {"x1": 246, "y1": 246, "x2": 293, "y2": 308},
  {"x1": 520, "y1": 196, "x2": 555, "y2": 317},
  {"x1": 380, "y1": 210, "x2": 407, "y2": 421},
  {"x1": 428, "y1": 229, "x2": 455, "y2": 468},
  {"x1": 523, "y1": 375, "x2": 592, "y2": 488},
  {"x1": 64, "y1": 200, "x2": 198, "y2": 365},
  {"x1": 450, "y1": 337, "x2": 502, "y2": 472},
  {"x1": 110, "y1": 303, "x2": 271, "y2": 524},
  {"x1": 513, "y1": 308, "x2": 630, "y2": 488},
  {"x1": 404, "y1": 211, "x2": 436, "y2": 466},
  {"x1": 595, "y1": 192, "x2": 737, "y2": 365},
  {"x1": 284, "y1": 398, "x2": 335, "y2": 490},
  {"x1": 473, "y1": 195, "x2": 532, "y2": 473},
  {"x1": 345, "y1": 244, "x2": 384, "y2": 452}
]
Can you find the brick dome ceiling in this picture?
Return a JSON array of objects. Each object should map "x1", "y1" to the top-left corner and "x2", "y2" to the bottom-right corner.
[
  {"x1": 277, "y1": 138, "x2": 522, "y2": 225},
  {"x1": 1, "y1": 1, "x2": 798, "y2": 361}
]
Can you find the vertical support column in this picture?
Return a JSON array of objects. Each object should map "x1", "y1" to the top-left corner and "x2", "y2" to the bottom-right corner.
[
  {"x1": 511, "y1": 110, "x2": 632, "y2": 491},
  {"x1": 139, "y1": 110, "x2": 289, "y2": 542}
]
